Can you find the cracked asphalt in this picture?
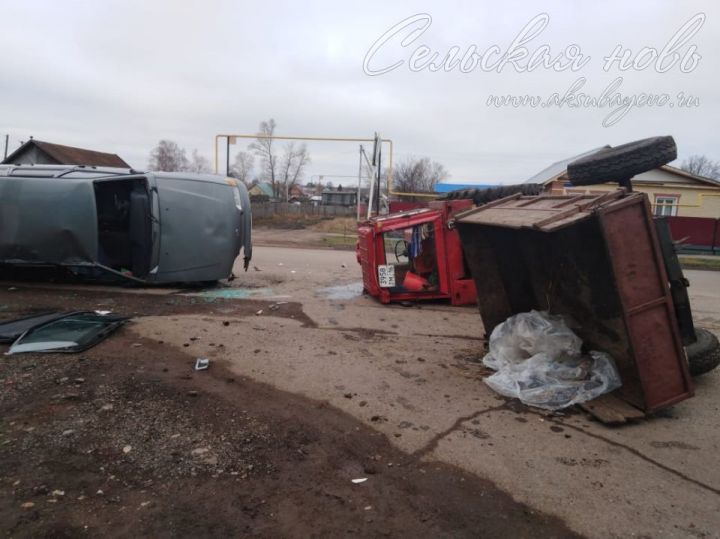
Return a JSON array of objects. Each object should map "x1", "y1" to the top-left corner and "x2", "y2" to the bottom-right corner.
[{"x1": 4, "y1": 244, "x2": 720, "y2": 538}]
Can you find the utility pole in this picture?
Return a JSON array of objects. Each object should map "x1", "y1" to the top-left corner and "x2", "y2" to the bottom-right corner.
[
  {"x1": 357, "y1": 146, "x2": 363, "y2": 221},
  {"x1": 3, "y1": 135, "x2": 8, "y2": 160},
  {"x1": 226, "y1": 136, "x2": 231, "y2": 176}
]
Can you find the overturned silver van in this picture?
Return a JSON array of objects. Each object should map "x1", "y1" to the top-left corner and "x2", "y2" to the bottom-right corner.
[{"x1": 0, "y1": 165, "x2": 252, "y2": 283}]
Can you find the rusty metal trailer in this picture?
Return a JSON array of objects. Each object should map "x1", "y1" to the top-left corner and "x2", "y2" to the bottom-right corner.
[{"x1": 455, "y1": 190, "x2": 693, "y2": 414}]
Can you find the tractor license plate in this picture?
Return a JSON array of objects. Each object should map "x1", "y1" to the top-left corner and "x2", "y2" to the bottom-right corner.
[{"x1": 378, "y1": 265, "x2": 396, "y2": 288}]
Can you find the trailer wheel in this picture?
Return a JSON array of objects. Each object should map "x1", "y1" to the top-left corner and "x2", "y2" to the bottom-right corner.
[
  {"x1": 567, "y1": 136, "x2": 677, "y2": 186},
  {"x1": 686, "y1": 328, "x2": 720, "y2": 377}
]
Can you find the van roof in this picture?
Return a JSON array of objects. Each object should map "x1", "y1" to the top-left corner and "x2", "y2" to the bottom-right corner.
[{"x1": 0, "y1": 164, "x2": 234, "y2": 185}]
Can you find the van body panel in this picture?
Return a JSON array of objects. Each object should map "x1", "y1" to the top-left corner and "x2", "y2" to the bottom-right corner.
[
  {"x1": 0, "y1": 176, "x2": 98, "y2": 265},
  {"x1": 0, "y1": 165, "x2": 251, "y2": 283}
]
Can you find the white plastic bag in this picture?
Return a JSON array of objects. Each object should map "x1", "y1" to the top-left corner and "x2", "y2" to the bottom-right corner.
[{"x1": 483, "y1": 311, "x2": 621, "y2": 410}]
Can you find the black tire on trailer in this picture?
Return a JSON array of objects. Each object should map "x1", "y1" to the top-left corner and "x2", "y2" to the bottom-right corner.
[
  {"x1": 567, "y1": 136, "x2": 677, "y2": 186},
  {"x1": 521, "y1": 183, "x2": 543, "y2": 196},
  {"x1": 685, "y1": 328, "x2": 720, "y2": 377},
  {"x1": 471, "y1": 183, "x2": 543, "y2": 205}
]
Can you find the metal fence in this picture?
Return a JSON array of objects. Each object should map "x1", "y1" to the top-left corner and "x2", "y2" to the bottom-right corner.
[
  {"x1": 251, "y1": 202, "x2": 357, "y2": 219},
  {"x1": 667, "y1": 216, "x2": 720, "y2": 254}
]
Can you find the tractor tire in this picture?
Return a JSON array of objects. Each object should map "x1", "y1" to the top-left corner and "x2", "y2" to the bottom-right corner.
[
  {"x1": 472, "y1": 183, "x2": 542, "y2": 205},
  {"x1": 567, "y1": 136, "x2": 677, "y2": 186},
  {"x1": 439, "y1": 183, "x2": 541, "y2": 203},
  {"x1": 686, "y1": 328, "x2": 720, "y2": 377}
]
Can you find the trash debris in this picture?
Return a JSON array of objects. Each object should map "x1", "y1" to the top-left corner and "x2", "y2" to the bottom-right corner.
[
  {"x1": 195, "y1": 358, "x2": 210, "y2": 371},
  {"x1": 255, "y1": 310, "x2": 263, "y2": 316},
  {"x1": 5, "y1": 312, "x2": 129, "y2": 355},
  {"x1": 122, "y1": 445, "x2": 132, "y2": 454},
  {"x1": 351, "y1": 478, "x2": 367, "y2": 484},
  {"x1": 482, "y1": 311, "x2": 621, "y2": 410}
]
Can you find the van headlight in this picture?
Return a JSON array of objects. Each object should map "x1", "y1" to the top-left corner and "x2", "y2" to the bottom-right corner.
[
  {"x1": 226, "y1": 178, "x2": 243, "y2": 211},
  {"x1": 232, "y1": 186, "x2": 243, "y2": 211}
]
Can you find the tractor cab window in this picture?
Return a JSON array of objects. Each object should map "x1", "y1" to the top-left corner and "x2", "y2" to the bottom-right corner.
[{"x1": 382, "y1": 224, "x2": 439, "y2": 292}]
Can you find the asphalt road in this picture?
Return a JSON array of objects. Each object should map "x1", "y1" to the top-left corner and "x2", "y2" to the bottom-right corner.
[
  {"x1": 122, "y1": 246, "x2": 720, "y2": 538},
  {"x1": 5, "y1": 245, "x2": 719, "y2": 538}
]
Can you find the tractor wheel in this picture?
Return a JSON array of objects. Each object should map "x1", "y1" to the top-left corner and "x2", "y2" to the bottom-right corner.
[
  {"x1": 567, "y1": 136, "x2": 677, "y2": 186},
  {"x1": 686, "y1": 328, "x2": 720, "y2": 377}
]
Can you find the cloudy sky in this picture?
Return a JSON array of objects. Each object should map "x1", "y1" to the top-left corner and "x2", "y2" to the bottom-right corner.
[{"x1": 2, "y1": 0, "x2": 717, "y2": 185}]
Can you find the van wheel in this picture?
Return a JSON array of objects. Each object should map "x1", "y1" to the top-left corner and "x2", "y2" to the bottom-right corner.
[
  {"x1": 686, "y1": 328, "x2": 720, "y2": 377},
  {"x1": 567, "y1": 136, "x2": 677, "y2": 186}
]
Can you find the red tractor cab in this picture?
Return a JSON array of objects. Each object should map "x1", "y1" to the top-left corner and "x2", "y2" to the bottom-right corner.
[{"x1": 356, "y1": 199, "x2": 477, "y2": 306}]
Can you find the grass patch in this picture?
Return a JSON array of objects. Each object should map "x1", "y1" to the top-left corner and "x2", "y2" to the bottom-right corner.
[
  {"x1": 310, "y1": 217, "x2": 358, "y2": 234},
  {"x1": 254, "y1": 215, "x2": 358, "y2": 231},
  {"x1": 679, "y1": 255, "x2": 720, "y2": 271},
  {"x1": 321, "y1": 234, "x2": 357, "y2": 250},
  {"x1": 253, "y1": 213, "x2": 328, "y2": 229}
]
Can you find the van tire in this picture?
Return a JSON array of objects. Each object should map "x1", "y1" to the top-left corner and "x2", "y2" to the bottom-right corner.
[
  {"x1": 567, "y1": 136, "x2": 677, "y2": 186},
  {"x1": 686, "y1": 328, "x2": 720, "y2": 377}
]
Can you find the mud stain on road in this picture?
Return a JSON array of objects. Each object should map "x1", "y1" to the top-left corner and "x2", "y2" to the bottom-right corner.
[{"x1": 0, "y1": 301, "x2": 581, "y2": 538}]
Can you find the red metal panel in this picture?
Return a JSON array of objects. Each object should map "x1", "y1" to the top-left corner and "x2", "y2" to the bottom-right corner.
[
  {"x1": 357, "y1": 226, "x2": 380, "y2": 299},
  {"x1": 389, "y1": 201, "x2": 428, "y2": 213},
  {"x1": 599, "y1": 198, "x2": 693, "y2": 411}
]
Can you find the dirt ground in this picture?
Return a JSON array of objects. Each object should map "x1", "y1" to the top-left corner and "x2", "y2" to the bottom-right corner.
[
  {"x1": 254, "y1": 226, "x2": 356, "y2": 251},
  {"x1": 0, "y1": 288, "x2": 577, "y2": 538},
  {"x1": 2, "y1": 243, "x2": 720, "y2": 539}
]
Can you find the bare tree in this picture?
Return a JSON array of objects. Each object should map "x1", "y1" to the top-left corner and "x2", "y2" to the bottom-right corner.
[
  {"x1": 681, "y1": 155, "x2": 720, "y2": 180},
  {"x1": 231, "y1": 151, "x2": 255, "y2": 185},
  {"x1": 289, "y1": 144, "x2": 310, "y2": 187},
  {"x1": 249, "y1": 118, "x2": 278, "y2": 196},
  {"x1": 148, "y1": 140, "x2": 188, "y2": 172},
  {"x1": 391, "y1": 157, "x2": 449, "y2": 193},
  {"x1": 187, "y1": 149, "x2": 211, "y2": 174},
  {"x1": 277, "y1": 142, "x2": 311, "y2": 200}
]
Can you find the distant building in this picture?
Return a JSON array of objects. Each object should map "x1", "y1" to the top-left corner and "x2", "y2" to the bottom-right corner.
[
  {"x1": 248, "y1": 181, "x2": 276, "y2": 199},
  {"x1": 2, "y1": 139, "x2": 130, "y2": 168},
  {"x1": 322, "y1": 189, "x2": 357, "y2": 206},
  {"x1": 248, "y1": 182, "x2": 309, "y2": 202},
  {"x1": 288, "y1": 184, "x2": 307, "y2": 202}
]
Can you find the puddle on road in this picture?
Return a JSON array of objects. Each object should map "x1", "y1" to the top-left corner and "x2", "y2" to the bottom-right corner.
[{"x1": 316, "y1": 282, "x2": 363, "y2": 300}]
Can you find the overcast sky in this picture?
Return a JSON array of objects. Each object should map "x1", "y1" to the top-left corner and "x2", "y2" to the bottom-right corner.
[{"x1": 2, "y1": 0, "x2": 718, "y2": 185}]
